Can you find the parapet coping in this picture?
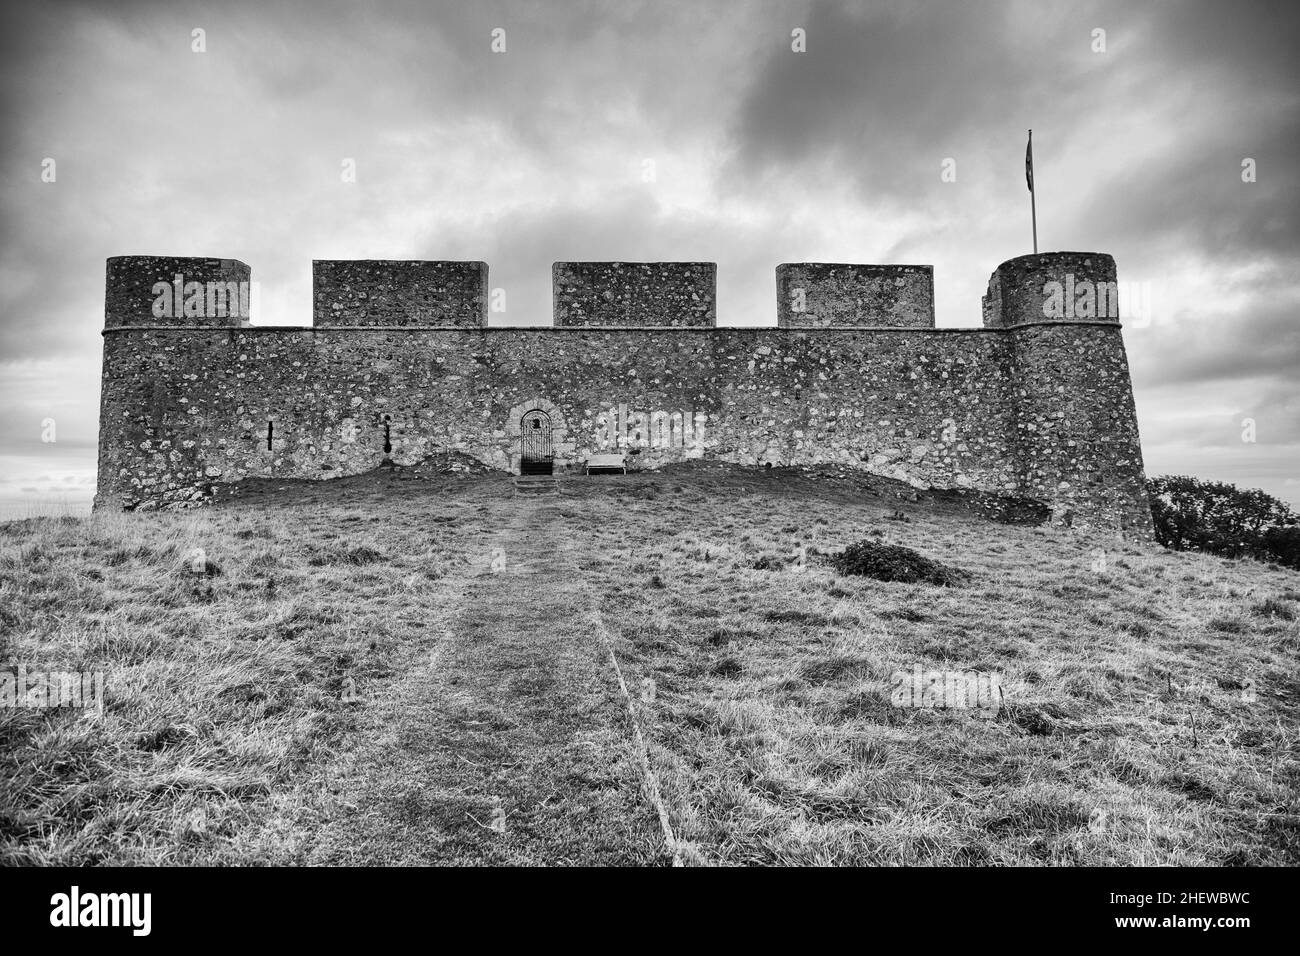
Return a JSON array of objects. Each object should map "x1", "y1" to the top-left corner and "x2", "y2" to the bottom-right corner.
[{"x1": 103, "y1": 320, "x2": 1123, "y2": 334}]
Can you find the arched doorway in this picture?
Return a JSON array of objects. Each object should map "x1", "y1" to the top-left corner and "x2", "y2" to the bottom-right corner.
[{"x1": 520, "y1": 409, "x2": 553, "y2": 474}]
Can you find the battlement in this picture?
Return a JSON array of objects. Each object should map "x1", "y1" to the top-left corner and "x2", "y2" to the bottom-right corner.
[
  {"x1": 102, "y1": 254, "x2": 1133, "y2": 330},
  {"x1": 105, "y1": 256, "x2": 252, "y2": 328},
  {"x1": 553, "y1": 262, "x2": 716, "y2": 327},
  {"x1": 776, "y1": 264, "x2": 934, "y2": 328},
  {"x1": 313, "y1": 260, "x2": 488, "y2": 327},
  {"x1": 983, "y1": 252, "x2": 1121, "y2": 329}
]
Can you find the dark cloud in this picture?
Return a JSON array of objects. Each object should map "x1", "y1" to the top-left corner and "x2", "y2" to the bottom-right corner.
[{"x1": 724, "y1": 0, "x2": 1108, "y2": 207}]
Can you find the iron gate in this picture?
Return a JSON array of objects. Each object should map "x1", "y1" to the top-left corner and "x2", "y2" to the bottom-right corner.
[{"x1": 520, "y1": 410, "x2": 553, "y2": 474}]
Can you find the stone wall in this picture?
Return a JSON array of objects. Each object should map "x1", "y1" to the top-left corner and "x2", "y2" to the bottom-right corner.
[
  {"x1": 97, "y1": 327, "x2": 1017, "y2": 507},
  {"x1": 312, "y1": 260, "x2": 487, "y2": 327},
  {"x1": 776, "y1": 263, "x2": 934, "y2": 328},
  {"x1": 553, "y1": 262, "x2": 716, "y2": 327},
  {"x1": 95, "y1": 252, "x2": 1153, "y2": 537}
]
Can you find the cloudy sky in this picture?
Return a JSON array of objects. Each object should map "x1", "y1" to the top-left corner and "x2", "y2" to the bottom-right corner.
[{"x1": 1, "y1": 0, "x2": 1296, "y2": 513}]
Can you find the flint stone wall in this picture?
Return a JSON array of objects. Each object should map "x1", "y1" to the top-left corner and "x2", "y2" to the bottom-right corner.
[
  {"x1": 95, "y1": 323, "x2": 1151, "y2": 534},
  {"x1": 777, "y1": 264, "x2": 934, "y2": 328}
]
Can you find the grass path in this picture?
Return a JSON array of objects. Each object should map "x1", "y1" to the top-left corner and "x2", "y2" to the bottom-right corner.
[{"x1": 309, "y1": 493, "x2": 670, "y2": 865}]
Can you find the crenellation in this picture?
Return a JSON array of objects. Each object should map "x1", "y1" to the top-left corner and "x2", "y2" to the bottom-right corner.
[
  {"x1": 105, "y1": 256, "x2": 252, "y2": 328},
  {"x1": 983, "y1": 251, "x2": 1121, "y2": 329},
  {"x1": 776, "y1": 263, "x2": 934, "y2": 328},
  {"x1": 553, "y1": 261, "x2": 716, "y2": 327},
  {"x1": 312, "y1": 259, "x2": 488, "y2": 327}
]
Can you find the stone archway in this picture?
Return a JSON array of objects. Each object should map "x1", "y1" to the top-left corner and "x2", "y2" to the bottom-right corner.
[{"x1": 505, "y1": 397, "x2": 570, "y2": 475}]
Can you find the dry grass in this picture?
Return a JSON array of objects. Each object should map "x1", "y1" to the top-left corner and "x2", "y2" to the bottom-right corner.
[
  {"x1": 590, "y1": 465, "x2": 1300, "y2": 865},
  {"x1": 0, "y1": 482, "x2": 493, "y2": 864},
  {"x1": 2, "y1": 463, "x2": 1296, "y2": 865}
]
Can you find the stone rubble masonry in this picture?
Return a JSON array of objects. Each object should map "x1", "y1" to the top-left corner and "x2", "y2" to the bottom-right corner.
[
  {"x1": 982, "y1": 251, "x2": 1120, "y2": 328},
  {"x1": 553, "y1": 262, "x2": 716, "y2": 327},
  {"x1": 95, "y1": 252, "x2": 1153, "y2": 538},
  {"x1": 105, "y1": 256, "x2": 252, "y2": 328},
  {"x1": 776, "y1": 264, "x2": 935, "y2": 328},
  {"x1": 312, "y1": 259, "x2": 488, "y2": 327}
]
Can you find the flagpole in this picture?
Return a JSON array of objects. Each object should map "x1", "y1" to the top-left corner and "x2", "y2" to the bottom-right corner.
[{"x1": 1028, "y1": 129, "x2": 1038, "y2": 254}]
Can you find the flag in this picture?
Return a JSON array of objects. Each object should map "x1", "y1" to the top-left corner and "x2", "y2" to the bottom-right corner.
[{"x1": 1025, "y1": 130, "x2": 1034, "y2": 193}]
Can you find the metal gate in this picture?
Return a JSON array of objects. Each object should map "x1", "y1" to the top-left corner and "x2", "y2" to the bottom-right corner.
[{"x1": 520, "y1": 410, "x2": 553, "y2": 474}]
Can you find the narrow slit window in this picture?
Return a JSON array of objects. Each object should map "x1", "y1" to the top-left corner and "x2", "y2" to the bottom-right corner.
[
  {"x1": 383, "y1": 416, "x2": 392, "y2": 454},
  {"x1": 266, "y1": 421, "x2": 273, "y2": 450}
]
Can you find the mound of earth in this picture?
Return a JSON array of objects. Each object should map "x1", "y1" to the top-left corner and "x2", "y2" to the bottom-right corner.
[{"x1": 210, "y1": 451, "x2": 503, "y2": 505}]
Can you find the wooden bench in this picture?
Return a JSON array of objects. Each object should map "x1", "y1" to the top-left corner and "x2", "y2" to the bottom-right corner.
[{"x1": 585, "y1": 454, "x2": 627, "y2": 475}]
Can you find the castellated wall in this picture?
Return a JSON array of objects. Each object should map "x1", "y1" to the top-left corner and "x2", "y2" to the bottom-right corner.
[
  {"x1": 553, "y1": 262, "x2": 716, "y2": 327},
  {"x1": 776, "y1": 264, "x2": 934, "y2": 328},
  {"x1": 95, "y1": 252, "x2": 1153, "y2": 537}
]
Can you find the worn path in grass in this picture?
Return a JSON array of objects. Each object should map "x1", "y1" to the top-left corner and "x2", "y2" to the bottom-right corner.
[{"x1": 310, "y1": 491, "x2": 669, "y2": 865}]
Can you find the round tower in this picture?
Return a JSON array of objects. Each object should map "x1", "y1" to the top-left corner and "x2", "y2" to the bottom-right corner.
[
  {"x1": 981, "y1": 252, "x2": 1120, "y2": 329},
  {"x1": 983, "y1": 252, "x2": 1152, "y2": 536}
]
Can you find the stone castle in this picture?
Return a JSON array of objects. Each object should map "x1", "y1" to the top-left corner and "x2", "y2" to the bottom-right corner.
[{"x1": 94, "y1": 251, "x2": 1153, "y2": 536}]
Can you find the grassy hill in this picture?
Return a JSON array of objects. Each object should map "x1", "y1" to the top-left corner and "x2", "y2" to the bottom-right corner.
[{"x1": 2, "y1": 463, "x2": 1297, "y2": 865}]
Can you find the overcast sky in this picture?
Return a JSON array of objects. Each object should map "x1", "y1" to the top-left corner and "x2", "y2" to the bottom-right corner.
[{"x1": 1, "y1": 0, "x2": 1296, "y2": 513}]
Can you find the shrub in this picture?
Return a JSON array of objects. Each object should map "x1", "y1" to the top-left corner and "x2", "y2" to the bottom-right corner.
[
  {"x1": 1147, "y1": 476, "x2": 1300, "y2": 569},
  {"x1": 1261, "y1": 525, "x2": 1300, "y2": 569},
  {"x1": 829, "y1": 541, "x2": 969, "y2": 586}
]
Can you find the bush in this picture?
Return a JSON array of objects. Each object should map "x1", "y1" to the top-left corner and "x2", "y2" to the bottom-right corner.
[
  {"x1": 1261, "y1": 525, "x2": 1300, "y2": 569},
  {"x1": 829, "y1": 541, "x2": 969, "y2": 586},
  {"x1": 1147, "y1": 476, "x2": 1300, "y2": 569}
]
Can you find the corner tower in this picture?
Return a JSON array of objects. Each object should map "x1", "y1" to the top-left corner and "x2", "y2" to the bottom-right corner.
[{"x1": 985, "y1": 252, "x2": 1152, "y2": 536}]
